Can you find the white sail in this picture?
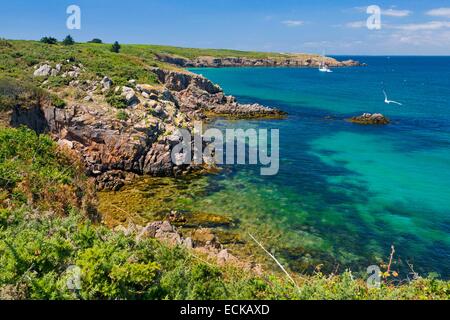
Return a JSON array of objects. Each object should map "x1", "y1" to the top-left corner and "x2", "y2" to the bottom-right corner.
[{"x1": 319, "y1": 52, "x2": 332, "y2": 73}]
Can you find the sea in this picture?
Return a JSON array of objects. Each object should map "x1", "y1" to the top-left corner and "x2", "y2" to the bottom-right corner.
[{"x1": 186, "y1": 57, "x2": 450, "y2": 278}]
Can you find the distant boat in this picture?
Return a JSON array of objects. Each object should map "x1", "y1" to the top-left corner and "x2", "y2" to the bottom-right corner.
[
  {"x1": 319, "y1": 52, "x2": 332, "y2": 73},
  {"x1": 319, "y1": 63, "x2": 332, "y2": 73}
]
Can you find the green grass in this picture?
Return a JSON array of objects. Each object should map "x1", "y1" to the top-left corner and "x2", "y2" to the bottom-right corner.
[
  {"x1": 106, "y1": 90, "x2": 128, "y2": 109},
  {"x1": 124, "y1": 44, "x2": 290, "y2": 60},
  {"x1": 0, "y1": 40, "x2": 319, "y2": 89},
  {"x1": 0, "y1": 41, "x2": 162, "y2": 87},
  {"x1": 116, "y1": 110, "x2": 129, "y2": 121},
  {"x1": 0, "y1": 127, "x2": 448, "y2": 300},
  {"x1": 0, "y1": 77, "x2": 66, "y2": 112},
  {"x1": 0, "y1": 127, "x2": 91, "y2": 215}
]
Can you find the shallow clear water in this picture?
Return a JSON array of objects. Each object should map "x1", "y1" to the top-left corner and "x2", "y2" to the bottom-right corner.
[{"x1": 188, "y1": 57, "x2": 450, "y2": 278}]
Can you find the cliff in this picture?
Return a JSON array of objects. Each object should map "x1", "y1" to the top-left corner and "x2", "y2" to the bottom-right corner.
[
  {"x1": 154, "y1": 53, "x2": 363, "y2": 68},
  {"x1": 1, "y1": 43, "x2": 284, "y2": 190}
]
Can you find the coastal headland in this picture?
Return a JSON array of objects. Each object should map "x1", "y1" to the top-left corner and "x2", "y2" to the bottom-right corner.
[
  {"x1": 1, "y1": 39, "x2": 448, "y2": 300},
  {"x1": 1, "y1": 41, "x2": 360, "y2": 190}
]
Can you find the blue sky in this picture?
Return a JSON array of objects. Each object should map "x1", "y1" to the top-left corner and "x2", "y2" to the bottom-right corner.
[{"x1": 1, "y1": 0, "x2": 450, "y2": 55}]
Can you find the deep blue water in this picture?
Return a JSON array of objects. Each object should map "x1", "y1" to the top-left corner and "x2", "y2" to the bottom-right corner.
[{"x1": 188, "y1": 57, "x2": 450, "y2": 278}]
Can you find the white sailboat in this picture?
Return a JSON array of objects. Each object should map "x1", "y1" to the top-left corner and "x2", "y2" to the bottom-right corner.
[{"x1": 319, "y1": 52, "x2": 332, "y2": 73}]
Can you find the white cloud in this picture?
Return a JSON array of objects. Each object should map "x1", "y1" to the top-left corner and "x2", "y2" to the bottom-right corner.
[
  {"x1": 426, "y1": 7, "x2": 450, "y2": 18},
  {"x1": 346, "y1": 20, "x2": 367, "y2": 28},
  {"x1": 389, "y1": 30, "x2": 450, "y2": 46},
  {"x1": 281, "y1": 20, "x2": 304, "y2": 27},
  {"x1": 350, "y1": 6, "x2": 411, "y2": 17},
  {"x1": 394, "y1": 21, "x2": 450, "y2": 31},
  {"x1": 381, "y1": 8, "x2": 411, "y2": 17},
  {"x1": 344, "y1": 7, "x2": 411, "y2": 29}
]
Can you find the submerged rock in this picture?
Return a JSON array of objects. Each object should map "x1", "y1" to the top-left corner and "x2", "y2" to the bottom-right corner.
[{"x1": 191, "y1": 228, "x2": 220, "y2": 248}]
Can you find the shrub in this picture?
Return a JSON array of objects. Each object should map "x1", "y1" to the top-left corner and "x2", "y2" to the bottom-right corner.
[
  {"x1": 62, "y1": 35, "x2": 75, "y2": 46},
  {"x1": 0, "y1": 127, "x2": 90, "y2": 214},
  {"x1": 76, "y1": 240, "x2": 160, "y2": 299},
  {"x1": 50, "y1": 94, "x2": 66, "y2": 108},
  {"x1": 0, "y1": 38, "x2": 12, "y2": 48},
  {"x1": 111, "y1": 41, "x2": 121, "y2": 53},
  {"x1": 40, "y1": 37, "x2": 58, "y2": 45},
  {"x1": 0, "y1": 78, "x2": 67, "y2": 111},
  {"x1": 88, "y1": 38, "x2": 103, "y2": 44},
  {"x1": 0, "y1": 78, "x2": 47, "y2": 112},
  {"x1": 116, "y1": 110, "x2": 129, "y2": 121},
  {"x1": 44, "y1": 76, "x2": 71, "y2": 89},
  {"x1": 106, "y1": 91, "x2": 127, "y2": 109}
]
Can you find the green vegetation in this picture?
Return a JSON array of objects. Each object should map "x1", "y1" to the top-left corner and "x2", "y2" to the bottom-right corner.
[
  {"x1": 0, "y1": 39, "x2": 316, "y2": 90},
  {"x1": 0, "y1": 41, "x2": 162, "y2": 87},
  {"x1": 88, "y1": 38, "x2": 103, "y2": 44},
  {"x1": 0, "y1": 38, "x2": 12, "y2": 48},
  {"x1": 111, "y1": 41, "x2": 121, "y2": 53},
  {"x1": 44, "y1": 76, "x2": 71, "y2": 89},
  {"x1": 40, "y1": 37, "x2": 57, "y2": 45},
  {"x1": 106, "y1": 91, "x2": 128, "y2": 109},
  {"x1": 62, "y1": 35, "x2": 75, "y2": 46},
  {"x1": 125, "y1": 44, "x2": 289, "y2": 60},
  {"x1": 0, "y1": 126, "x2": 448, "y2": 300},
  {"x1": 0, "y1": 127, "x2": 91, "y2": 214},
  {"x1": 50, "y1": 94, "x2": 66, "y2": 108},
  {"x1": 0, "y1": 77, "x2": 65, "y2": 112},
  {"x1": 116, "y1": 110, "x2": 129, "y2": 121}
]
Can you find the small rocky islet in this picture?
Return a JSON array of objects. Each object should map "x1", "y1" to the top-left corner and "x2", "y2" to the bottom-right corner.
[{"x1": 348, "y1": 113, "x2": 390, "y2": 125}]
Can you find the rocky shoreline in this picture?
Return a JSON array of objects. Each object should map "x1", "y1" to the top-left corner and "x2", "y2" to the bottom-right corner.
[
  {"x1": 3, "y1": 61, "x2": 285, "y2": 191},
  {"x1": 115, "y1": 219, "x2": 261, "y2": 271},
  {"x1": 0, "y1": 48, "x2": 374, "y2": 275},
  {"x1": 2, "y1": 52, "x2": 364, "y2": 193},
  {"x1": 154, "y1": 53, "x2": 364, "y2": 68}
]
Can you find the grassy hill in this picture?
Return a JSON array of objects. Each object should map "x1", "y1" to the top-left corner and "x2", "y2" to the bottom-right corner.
[
  {"x1": 0, "y1": 40, "x2": 319, "y2": 85},
  {"x1": 126, "y1": 43, "x2": 297, "y2": 60}
]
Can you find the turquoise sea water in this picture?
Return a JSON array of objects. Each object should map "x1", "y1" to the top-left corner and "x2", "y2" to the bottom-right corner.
[{"x1": 189, "y1": 57, "x2": 450, "y2": 278}]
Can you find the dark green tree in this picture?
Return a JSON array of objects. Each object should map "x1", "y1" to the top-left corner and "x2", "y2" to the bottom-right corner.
[
  {"x1": 111, "y1": 41, "x2": 121, "y2": 53},
  {"x1": 88, "y1": 38, "x2": 103, "y2": 44},
  {"x1": 62, "y1": 35, "x2": 75, "y2": 46},
  {"x1": 40, "y1": 37, "x2": 58, "y2": 45}
]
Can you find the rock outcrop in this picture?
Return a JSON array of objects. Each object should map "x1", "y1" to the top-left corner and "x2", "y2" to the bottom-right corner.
[
  {"x1": 4, "y1": 59, "x2": 287, "y2": 190},
  {"x1": 124, "y1": 220, "x2": 240, "y2": 265},
  {"x1": 33, "y1": 62, "x2": 83, "y2": 78},
  {"x1": 151, "y1": 67, "x2": 286, "y2": 119},
  {"x1": 348, "y1": 113, "x2": 390, "y2": 125},
  {"x1": 41, "y1": 99, "x2": 202, "y2": 186},
  {"x1": 33, "y1": 64, "x2": 53, "y2": 77},
  {"x1": 154, "y1": 53, "x2": 364, "y2": 68}
]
